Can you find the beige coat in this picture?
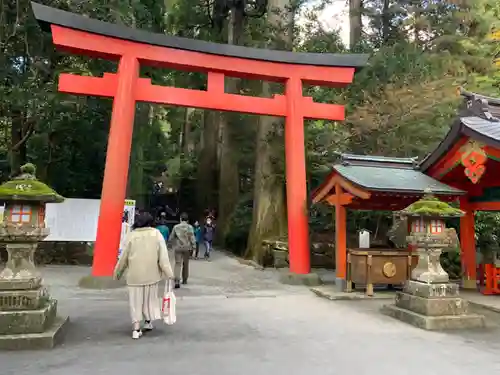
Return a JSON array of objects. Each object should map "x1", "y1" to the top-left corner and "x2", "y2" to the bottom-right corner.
[{"x1": 114, "y1": 227, "x2": 174, "y2": 286}]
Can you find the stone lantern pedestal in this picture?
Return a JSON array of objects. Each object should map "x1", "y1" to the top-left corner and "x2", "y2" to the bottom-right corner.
[
  {"x1": 0, "y1": 164, "x2": 69, "y2": 350},
  {"x1": 382, "y1": 193, "x2": 485, "y2": 330}
]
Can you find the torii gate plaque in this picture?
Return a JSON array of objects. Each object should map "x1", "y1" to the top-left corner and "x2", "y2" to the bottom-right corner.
[{"x1": 32, "y1": 2, "x2": 367, "y2": 281}]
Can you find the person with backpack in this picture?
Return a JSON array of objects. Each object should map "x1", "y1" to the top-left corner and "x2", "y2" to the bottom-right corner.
[{"x1": 169, "y1": 212, "x2": 196, "y2": 289}]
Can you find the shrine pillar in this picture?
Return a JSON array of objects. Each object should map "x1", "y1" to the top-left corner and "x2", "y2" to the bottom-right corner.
[
  {"x1": 92, "y1": 55, "x2": 139, "y2": 277},
  {"x1": 334, "y1": 184, "x2": 347, "y2": 283},
  {"x1": 284, "y1": 76, "x2": 310, "y2": 274},
  {"x1": 459, "y1": 197, "x2": 477, "y2": 289}
]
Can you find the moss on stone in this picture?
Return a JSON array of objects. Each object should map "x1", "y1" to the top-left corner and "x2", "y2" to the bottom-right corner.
[
  {"x1": 401, "y1": 194, "x2": 463, "y2": 217},
  {"x1": 0, "y1": 163, "x2": 64, "y2": 203},
  {"x1": 20, "y1": 163, "x2": 36, "y2": 175},
  {"x1": 0, "y1": 179, "x2": 64, "y2": 203}
]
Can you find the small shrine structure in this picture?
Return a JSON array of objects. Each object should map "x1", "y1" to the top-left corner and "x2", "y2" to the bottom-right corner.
[
  {"x1": 312, "y1": 88, "x2": 500, "y2": 295},
  {"x1": 312, "y1": 154, "x2": 464, "y2": 291},
  {"x1": 421, "y1": 89, "x2": 500, "y2": 293}
]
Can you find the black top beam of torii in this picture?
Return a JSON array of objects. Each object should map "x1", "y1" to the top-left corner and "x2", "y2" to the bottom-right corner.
[{"x1": 31, "y1": 2, "x2": 368, "y2": 70}]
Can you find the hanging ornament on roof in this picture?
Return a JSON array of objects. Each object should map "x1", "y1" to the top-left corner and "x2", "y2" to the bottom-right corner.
[{"x1": 460, "y1": 140, "x2": 487, "y2": 184}]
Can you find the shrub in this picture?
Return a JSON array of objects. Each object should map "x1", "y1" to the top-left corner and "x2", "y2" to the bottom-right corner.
[{"x1": 440, "y1": 248, "x2": 462, "y2": 280}]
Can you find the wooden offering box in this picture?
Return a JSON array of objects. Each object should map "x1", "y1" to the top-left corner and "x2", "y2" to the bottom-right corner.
[{"x1": 346, "y1": 249, "x2": 418, "y2": 296}]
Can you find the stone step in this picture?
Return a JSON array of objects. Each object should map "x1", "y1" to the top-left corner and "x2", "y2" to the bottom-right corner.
[
  {"x1": 0, "y1": 315, "x2": 69, "y2": 350},
  {"x1": 381, "y1": 304, "x2": 486, "y2": 330},
  {"x1": 395, "y1": 291, "x2": 469, "y2": 316},
  {"x1": 0, "y1": 299, "x2": 57, "y2": 335}
]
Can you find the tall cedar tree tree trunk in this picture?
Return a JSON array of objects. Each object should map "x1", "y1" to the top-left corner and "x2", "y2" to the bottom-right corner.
[
  {"x1": 197, "y1": 110, "x2": 220, "y2": 212},
  {"x1": 349, "y1": 0, "x2": 363, "y2": 49},
  {"x1": 9, "y1": 108, "x2": 29, "y2": 176},
  {"x1": 9, "y1": 21, "x2": 36, "y2": 176},
  {"x1": 216, "y1": 7, "x2": 245, "y2": 244},
  {"x1": 245, "y1": 0, "x2": 291, "y2": 262},
  {"x1": 182, "y1": 108, "x2": 195, "y2": 154},
  {"x1": 382, "y1": 0, "x2": 390, "y2": 43}
]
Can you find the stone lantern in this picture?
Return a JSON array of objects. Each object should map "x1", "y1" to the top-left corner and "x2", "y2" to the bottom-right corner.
[
  {"x1": 404, "y1": 195, "x2": 459, "y2": 284},
  {"x1": 382, "y1": 191, "x2": 485, "y2": 330},
  {"x1": 0, "y1": 163, "x2": 68, "y2": 350}
]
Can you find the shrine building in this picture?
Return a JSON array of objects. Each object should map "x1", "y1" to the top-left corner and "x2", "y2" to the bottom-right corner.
[{"x1": 312, "y1": 88, "x2": 500, "y2": 295}]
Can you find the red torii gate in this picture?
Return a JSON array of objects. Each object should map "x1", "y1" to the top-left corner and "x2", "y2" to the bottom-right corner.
[{"x1": 32, "y1": 2, "x2": 367, "y2": 280}]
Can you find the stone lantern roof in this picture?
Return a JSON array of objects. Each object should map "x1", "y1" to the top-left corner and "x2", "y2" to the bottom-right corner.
[
  {"x1": 0, "y1": 163, "x2": 64, "y2": 203},
  {"x1": 399, "y1": 189, "x2": 464, "y2": 219}
]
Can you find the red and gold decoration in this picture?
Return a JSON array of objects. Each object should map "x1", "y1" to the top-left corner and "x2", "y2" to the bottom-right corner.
[{"x1": 460, "y1": 140, "x2": 487, "y2": 184}]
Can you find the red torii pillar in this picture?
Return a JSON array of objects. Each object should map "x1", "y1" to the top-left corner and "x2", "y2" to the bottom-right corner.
[{"x1": 32, "y1": 2, "x2": 366, "y2": 282}]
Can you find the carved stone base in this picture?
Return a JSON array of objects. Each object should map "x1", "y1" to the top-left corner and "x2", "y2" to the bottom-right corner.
[
  {"x1": 411, "y1": 247, "x2": 449, "y2": 284},
  {"x1": 0, "y1": 277, "x2": 42, "y2": 291},
  {"x1": 395, "y1": 292, "x2": 468, "y2": 316},
  {"x1": 0, "y1": 299, "x2": 57, "y2": 335},
  {"x1": 0, "y1": 315, "x2": 69, "y2": 350},
  {"x1": 381, "y1": 305, "x2": 485, "y2": 330},
  {"x1": 381, "y1": 280, "x2": 485, "y2": 330},
  {"x1": 0, "y1": 243, "x2": 41, "y2": 282},
  {"x1": 0, "y1": 266, "x2": 67, "y2": 349},
  {"x1": 0, "y1": 287, "x2": 49, "y2": 310},
  {"x1": 404, "y1": 280, "x2": 459, "y2": 298}
]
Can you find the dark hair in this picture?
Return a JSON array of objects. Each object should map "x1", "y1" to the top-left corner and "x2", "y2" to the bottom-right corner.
[
  {"x1": 134, "y1": 212, "x2": 154, "y2": 228},
  {"x1": 180, "y1": 212, "x2": 188, "y2": 222}
]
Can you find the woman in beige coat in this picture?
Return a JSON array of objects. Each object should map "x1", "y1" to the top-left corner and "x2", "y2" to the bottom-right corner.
[{"x1": 114, "y1": 211, "x2": 174, "y2": 339}]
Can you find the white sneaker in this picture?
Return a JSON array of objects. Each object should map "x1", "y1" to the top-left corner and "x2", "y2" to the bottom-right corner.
[
  {"x1": 132, "y1": 330, "x2": 143, "y2": 339},
  {"x1": 143, "y1": 322, "x2": 153, "y2": 331}
]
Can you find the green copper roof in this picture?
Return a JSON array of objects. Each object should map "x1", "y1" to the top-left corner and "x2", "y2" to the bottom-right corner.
[
  {"x1": 333, "y1": 164, "x2": 465, "y2": 195},
  {"x1": 340, "y1": 153, "x2": 418, "y2": 166}
]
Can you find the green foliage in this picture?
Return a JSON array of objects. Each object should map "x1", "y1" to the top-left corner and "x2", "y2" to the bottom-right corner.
[
  {"x1": 475, "y1": 212, "x2": 500, "y2": 260},
  {"x1": 440, "y1": 248, "x2": 463, "y2": 280}
]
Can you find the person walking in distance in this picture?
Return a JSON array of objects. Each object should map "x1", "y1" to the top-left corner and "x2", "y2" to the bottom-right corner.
[
  {"x1": 169, "y1": 212, "x2": 196, "y2": 289},
  {"x1": 113, "y1": 212, "x2": 174, "y2": 339},
  {"x1": 203, "y1": 217, "x2": 215, "y2": 259},
  {"x1": 193, "y1": 221, "x2": 202, "y2": 259},
  {"x1": 156, "y1": 212, "x2": 170, "y2": 244}
]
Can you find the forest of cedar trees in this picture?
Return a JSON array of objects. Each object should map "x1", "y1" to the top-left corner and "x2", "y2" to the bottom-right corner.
[{"x1": 1, "y1": 0, "x2": 500, "y2": 264}]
